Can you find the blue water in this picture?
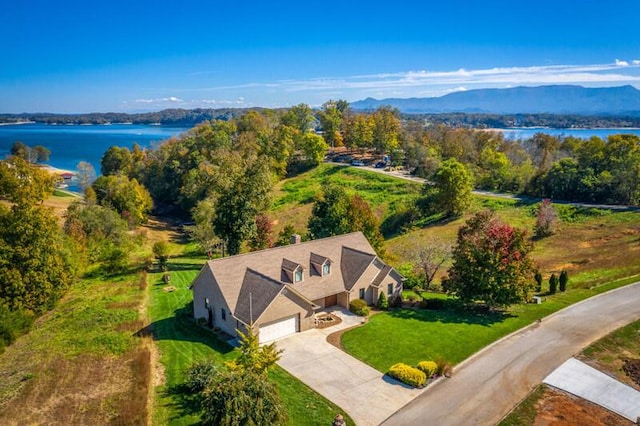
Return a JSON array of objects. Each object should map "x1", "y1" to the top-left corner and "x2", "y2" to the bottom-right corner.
[
  {"x1": 0, "y1": 123, "x2": 188, "y2": 175},
  {"x1": 498, "y1": 127, "x2": 640, "y2": 140}
]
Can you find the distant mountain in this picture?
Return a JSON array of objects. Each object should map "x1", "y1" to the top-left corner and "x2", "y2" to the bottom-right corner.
[{"x1": 350, "y1": 85, "x2": 640, "y2": 115}]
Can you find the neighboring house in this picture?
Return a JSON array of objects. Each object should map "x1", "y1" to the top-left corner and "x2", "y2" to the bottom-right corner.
[{"x1": 191, "y1": 231, "x2": 404, "y2": 343}]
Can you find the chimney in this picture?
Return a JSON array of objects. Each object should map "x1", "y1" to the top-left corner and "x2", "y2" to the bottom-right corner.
[{"x1": 291, "y1": 234, "x2": 302, "y2": 245}]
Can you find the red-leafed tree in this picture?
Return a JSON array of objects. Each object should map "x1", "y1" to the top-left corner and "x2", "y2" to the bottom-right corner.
[{"x1": 443, "y1": 210, "x2": 536, "y2": 308}]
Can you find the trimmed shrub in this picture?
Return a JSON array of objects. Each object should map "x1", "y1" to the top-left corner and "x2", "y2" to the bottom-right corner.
[
  {"x1": 184, "y1": 359, "x2": 218, "y2": 392},
  {"x1": 417, "y1": 361, "x2": 438, "y2": 377},
  {"x1": 534, "y1": 271, "x2": 543, "y2": 293},
  {"x1": 388, "y1": 363, "x2": 426, "y2": 387},
  {"x1": 549, "y1": 273, "x2": 558, "y2": 294},
  {"x1": 377, "y1": 292, "x2": 389, "y2": 310},
  {"x1": 559, "y1": 270, "x2": 569, "y2": 292},
  {"x1": 349, "y1": 299, "x2": 370, "y2": 316}
]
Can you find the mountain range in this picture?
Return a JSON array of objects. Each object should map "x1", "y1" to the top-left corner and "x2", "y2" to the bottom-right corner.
[{"x1": 350, "y1": 85, "x2": 640, "y2": 115}]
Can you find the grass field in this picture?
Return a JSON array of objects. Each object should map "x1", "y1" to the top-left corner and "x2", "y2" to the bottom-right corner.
[
  {"x1": 148, "y1": 255, "x2": 354, "y2": 426},
  {"x1": 0, "y1": 272, "x2": 150, "y2": 424}
]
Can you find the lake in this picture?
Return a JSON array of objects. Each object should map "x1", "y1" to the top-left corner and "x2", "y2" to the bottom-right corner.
[
  {"x1": 0, "y1": 123, "x2": 189, "y2": 175},
  {"x1": 497, "y1": 127, "x2": 640, "y2": 140}
]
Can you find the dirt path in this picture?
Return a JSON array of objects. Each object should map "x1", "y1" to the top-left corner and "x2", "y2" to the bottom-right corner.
[{"x1": 383, "y1": 281, "x2": 640, "y2": 425}]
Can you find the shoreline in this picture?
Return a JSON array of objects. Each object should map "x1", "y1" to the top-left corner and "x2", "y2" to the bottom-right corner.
[{"x1": 0, "y1": 121, "x2": 36, "y2": 126}]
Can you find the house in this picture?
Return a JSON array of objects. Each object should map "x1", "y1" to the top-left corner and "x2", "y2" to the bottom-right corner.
[{"x1": 191, "y1": 231, "x2": 404, "y2": 343}]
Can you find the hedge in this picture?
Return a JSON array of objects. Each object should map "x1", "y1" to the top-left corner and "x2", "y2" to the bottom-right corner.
[{"x1": 388, "y1": 363, "x2": 426, "y2": 388}]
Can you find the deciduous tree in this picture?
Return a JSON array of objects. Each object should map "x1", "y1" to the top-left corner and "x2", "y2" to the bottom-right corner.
[
  {"x1": 534, "y1": 199, "x2": 559, "y2": 238},
  {"x1": 443, "y1": 210, "x2": 536, "y2": 308},
  {"x1": 432, "y1": 158, "x2": 473, "y2": 217}
]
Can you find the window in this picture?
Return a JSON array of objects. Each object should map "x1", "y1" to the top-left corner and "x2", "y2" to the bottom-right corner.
[
  {"x1": 322, "y1": 262, "x2": 331, "y2": 275},
  {"x1": 388, "y1": 283, "x2": 394, "y2": 296},
  {"x1": 294, "y1": 268, "x2": 303, "y2": 283},
  {"x1": 359, "y1": 288, "x2": 365, "y2": 299},
  {"x1": 221, "y1": 308, "x2": 226, "y2": 321}
]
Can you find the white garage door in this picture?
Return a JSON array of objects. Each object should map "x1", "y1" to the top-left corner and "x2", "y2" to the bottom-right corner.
[{"x1": 259, "y1": 315, "x2": 298, "y2": 343}]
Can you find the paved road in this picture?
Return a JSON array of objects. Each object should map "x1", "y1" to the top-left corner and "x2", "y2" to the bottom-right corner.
[
  {"x1": 383, "y1": 282, "x2": 640, "y2": 425},
  {"x1": 333, "y1": 162, "x2": 639, "y2": 212}
]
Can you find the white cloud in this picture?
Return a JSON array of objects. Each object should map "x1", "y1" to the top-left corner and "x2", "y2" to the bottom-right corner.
[
  {"x1": 633, "y1": 60, "x2": 640, "y2": 65},
  {"x1": 163, "y1": 96, "x2": 183, "y2": 102},
  {"x1": 442, "y1": 86, "x2": 468, "y2": 94},
  {"x1": 616, "y1": 59, "x2": 629, "y2": 66}
]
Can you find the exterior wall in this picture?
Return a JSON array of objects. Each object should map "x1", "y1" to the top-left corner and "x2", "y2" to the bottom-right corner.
[
  {"x1": 312, "y1": 298, "x2": 326, "y2": 309},
  {"x1": 337, "y1": 291, "x2": 349, "y2": 308},
  {"x1": 257, "y1": 290, "x2": 315, "y2": 332},
  {"x1": 191, "y1": 267, "x2": 238, "y2": 337},
  {"x1": 350, "y1": 263, "x2": 383, "y2": 305}
]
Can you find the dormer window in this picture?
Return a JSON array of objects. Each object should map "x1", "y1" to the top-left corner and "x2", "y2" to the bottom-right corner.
[
  {"x1": 310, "y1": 252, "x2": 333, "y2": 277},
  {"x1": 322, "y1": 262, "x2": 331, "y2": 275},
  {"x1": 282, "y1": 258, "x2": 304, "y2": 283},
  {"x1": 294, "y1": 268, "x2": 304, "y2": 282}
]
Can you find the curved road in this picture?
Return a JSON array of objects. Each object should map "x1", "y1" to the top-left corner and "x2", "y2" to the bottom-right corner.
[{"x1": 383, "y1": 281, "x2": 640, "y2": 425}]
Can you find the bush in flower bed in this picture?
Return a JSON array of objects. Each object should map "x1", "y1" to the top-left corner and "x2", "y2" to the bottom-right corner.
[
  {"x1": 388, "y1": 363, "x2": 426, "y2": 388},
  {"x1": 349, "y1": 299, "x2": 370, "y2": 316},
  {"x1": 417, "y1": 360, "x2": 438, "y2": 378},
  {"x1": 436, "y1": 358, "x2": 453, "y2": 378}
]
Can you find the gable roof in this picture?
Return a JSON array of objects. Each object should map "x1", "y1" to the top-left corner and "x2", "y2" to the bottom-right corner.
[{"x1": 195, "y1": 232, "x2": 393, "y2": 321}]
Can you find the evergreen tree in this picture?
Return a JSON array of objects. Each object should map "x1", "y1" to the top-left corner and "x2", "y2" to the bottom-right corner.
[
  {"x1": 559, "y1": 270, "x2": 569, "y2": 292},
  {"x1": 549, "y1": 273, "x2": 558, "y2": 294}
]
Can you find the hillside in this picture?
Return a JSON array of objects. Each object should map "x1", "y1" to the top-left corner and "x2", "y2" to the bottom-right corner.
[{"x1": 351, "y1": 85, "x2": 640, "y2": 115}]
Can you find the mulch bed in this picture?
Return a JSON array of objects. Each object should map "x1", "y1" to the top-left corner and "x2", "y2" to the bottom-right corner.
[{"x1": 622, "y1": 358, "x2": 640, "y2": 387}]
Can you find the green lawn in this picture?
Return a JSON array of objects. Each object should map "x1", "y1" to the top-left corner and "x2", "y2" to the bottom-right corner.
[
  {"x1": 342, "y1": 275, "x2": 640, "y2": 373},
  {"x1": 148, "y1": 256, "x2": 354, "y2": 426}
]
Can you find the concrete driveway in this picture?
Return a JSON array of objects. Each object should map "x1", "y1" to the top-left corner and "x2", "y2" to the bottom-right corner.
[
  {"x1": 544, "y1": 358, "x2": 640, "y2": 422},
  {"x1": 384, "y1": 281, "x2": 640, "y2": 425},
  {"x1": 276, "y1": 308, "x2": 425, "y2": 426}
]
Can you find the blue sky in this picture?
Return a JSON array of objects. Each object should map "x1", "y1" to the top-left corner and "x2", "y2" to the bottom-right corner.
[{"x1": 2, "y1": 0, "x2": 640, "y2": 113}]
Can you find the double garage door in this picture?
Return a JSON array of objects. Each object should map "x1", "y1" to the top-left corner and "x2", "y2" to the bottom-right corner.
[{"x1": 259, "y1": 315, "x2": 298, "y2": 343}]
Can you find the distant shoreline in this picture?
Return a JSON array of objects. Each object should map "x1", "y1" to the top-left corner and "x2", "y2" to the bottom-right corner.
[{"x1": 0, "y1": 121, "x2": 36, "y2": 126}]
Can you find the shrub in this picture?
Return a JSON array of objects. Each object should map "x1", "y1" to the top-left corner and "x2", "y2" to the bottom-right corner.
[
  {"x1": 349, "y1": 299, "x2": 370, "y2": 316},
  {"x1": 549, "y1": 273, "x2": 558, "y2": 294},
  {"x1": 435, "y1": 358, "x2": 453, "y2": 377},
  {"x1": 420, "y1": 298, "x2": 445, "y2": 310},
  {"x1": 0, "y1": 307, "x2": 34, "y2": 352},
  {"x1": 388, "y1": 295, "x2": 403, "y2": 308},
  {"x1": 377, "y1": 292, "x2": 389, "y2": 310},
  {"x1": 534, "y1": 271, "x2": 543, "y2": 293},
  {"x1": 417, "y1": 361, "x2": 438, "y2": 377},
  {"x1": 405, "y1": 293, "x2": 421, "y2": 303},
  {"x1": 559, "y1": 270, "x2": 569, "y2": 292},
  {"x1": 388, "y1": 363, "x2": 426, "y2": 388},
  {"x1": 184, "y1": 359, "x2": 218, "y2": 393}
]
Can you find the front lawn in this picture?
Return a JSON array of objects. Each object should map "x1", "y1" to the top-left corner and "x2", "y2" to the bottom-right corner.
[
  {"x1": 148, "y1": 256, "x2": 354, "y2": 425},
  {"x1": 342, "y1": 275, "x2": 640, "y2": 373}
]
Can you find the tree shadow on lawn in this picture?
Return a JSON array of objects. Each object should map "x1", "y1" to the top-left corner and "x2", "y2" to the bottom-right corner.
[
  {"x1": 160, "y1": 382, "x2": 203, "y2": 423},
  {"x1": 164, "y1": 261, "x2": 205, "y2": 272},
  {"x1": 137, "y1": 304, "x2": 234, "y2": 356},
  {"x1": 387, "y1": 304, "x2": 514, "y2": 327}
]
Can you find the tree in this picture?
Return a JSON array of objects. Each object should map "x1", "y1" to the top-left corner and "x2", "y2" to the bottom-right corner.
[
  {"x1": 443, "y1": 211, "x2": 536, "y2": 308},
  {"x1": 405, "y1": 238, "x2": 452, "y2": 290},
  {"x1": 317, "y1": 100, "x2": 347, "y2": 147},
  {"x1": 92, "y1": 174, "x2": 153, "y2": 225},
  {"x1": 307, "y1": 185, "x2": 384, "y2": 252},
  {"x1": 432, "y1": 158, "x2": 473, "y2": 217},
  {"x1": 559, "y1": 270, "x2": 569, "y2": 292},
  {"x1": 275, "y1": 224, "x2": 297, "y2": 247},
  {"x1": 100, "y1": 146, "x2": 133, "y2": 176},
  {"x1": 31, "y1": 145, "x2": 50, "y2": 163},
  {"x1": 200, "y1": 370, "x2": 287, "y2": 426},
  {"x1": 248, "y1": 213, "x2": 273, "y2": 251},
  {"x1": 377, "y1": 292, "x2": 389, "y2": 310},
  {"x1": 76, "y1": 161, "x2": 97, "y2": 193},
  {"x1": 549, "y1": 273, "x2": 558, "y2": 294},
  {"x1": 228, "y1": 326, "x2": 282, "y2": 374},
  {"x1": 344, "y1": 114, "x2": 374, "y2": 149},
  {"x1": 281, "y1": 103, "x2": 314, "y2": 134},
  {"x1": 0, "y1": 157, "x2": 54, "y2": 205},
  {"x1": 152, "y1": 241, "x2": 171, "y2": 271},
  {"x1": 10, "y1": 141, "x2": 30, "y2": 160},
  {"x1": 372, "y1": 106, "x2": 401, "y2": 153},
  {"x1": 534, "y1": 199, "x2": 559, "y2": 238},
  {"x1": 212, "y1": 158, "x2": 272, "y2": 255},
  {"x1": 297, "y1": 132, "x2": 328, "y2": 166}
]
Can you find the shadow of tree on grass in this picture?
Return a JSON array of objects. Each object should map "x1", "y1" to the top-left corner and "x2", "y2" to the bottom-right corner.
[{"x1": 386, "y1": 304, "x2": 514, "y2": 327}]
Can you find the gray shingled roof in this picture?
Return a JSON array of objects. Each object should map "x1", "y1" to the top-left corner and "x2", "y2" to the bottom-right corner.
[
  {"x1": 234, "y1": 268, "x2": 284, "y2": 324},
  {"x1": 200, "y1": 232, "x2": 380, "y2": 321}
]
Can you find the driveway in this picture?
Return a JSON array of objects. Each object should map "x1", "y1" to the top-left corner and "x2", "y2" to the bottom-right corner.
[
  {"x1": 276, "y1": 308, "x2": 425, "y2": 426},
  {"x1": 384, "y1": 281, "x2": 640, "y2": 425},
  {"x1": 544, "y1": 358, "x2": 640, "y2": 422}
]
